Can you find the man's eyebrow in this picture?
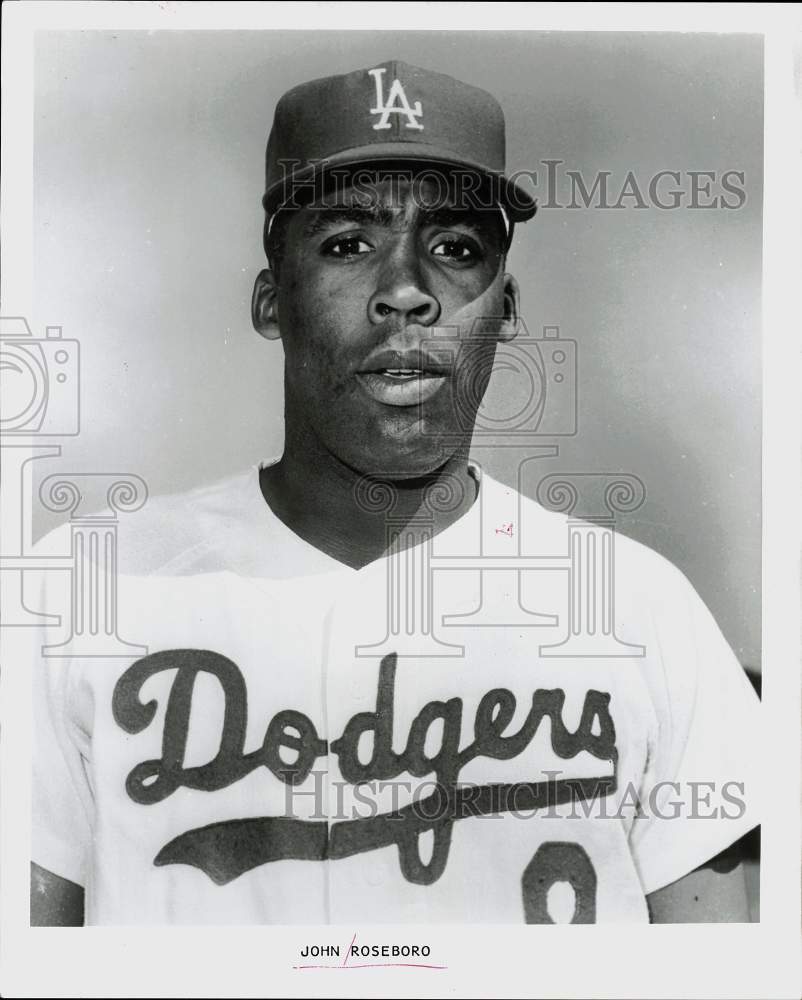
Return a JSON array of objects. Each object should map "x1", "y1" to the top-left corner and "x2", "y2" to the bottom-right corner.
[
  {"x1": 302, "y1": 205, "x2": 395, "y2": 238},
  {"x1": 416, "y1": 206, "x2": 500, "y2": 239},
  {"x1": 418, "y1": 206, "x2": 486, "y2": 229}
]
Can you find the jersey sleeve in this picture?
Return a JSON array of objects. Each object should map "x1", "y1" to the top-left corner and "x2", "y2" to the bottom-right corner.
[
  {"x1": 627, "y1": 557, "x2": 761, "y2": 897},
  {"x1": 25, "y1": 555, "x2": 94, "y2": 888}
]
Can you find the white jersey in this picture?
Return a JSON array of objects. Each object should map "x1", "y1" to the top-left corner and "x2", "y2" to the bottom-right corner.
[{"x1": 28, "y1": 462, "x2": 760, "y2": 924}]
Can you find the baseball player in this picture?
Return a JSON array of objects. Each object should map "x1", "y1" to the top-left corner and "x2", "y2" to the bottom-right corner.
[{"x1": 30, "y1": 60, "x2": 760, "y2": 925}]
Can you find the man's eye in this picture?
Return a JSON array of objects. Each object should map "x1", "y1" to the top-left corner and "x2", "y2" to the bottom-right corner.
[
  {"x1": 322, "y1": 235, "x2": 373, "y2": 258},
  {"x1": 431, "y1": 237, "x2": 480, "y2": 262}
]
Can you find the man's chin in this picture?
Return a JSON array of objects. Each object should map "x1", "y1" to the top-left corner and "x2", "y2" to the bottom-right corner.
[{"x1": 339, "y1": 427, "x2": 463, "y2": 482}]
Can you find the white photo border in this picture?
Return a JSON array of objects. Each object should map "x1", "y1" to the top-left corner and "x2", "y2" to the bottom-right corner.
[{"x1": 1, "y1": 4, "x2": 799, "y2": 999}]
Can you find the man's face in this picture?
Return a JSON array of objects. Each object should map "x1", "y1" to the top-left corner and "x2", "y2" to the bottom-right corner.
[{"x1": 260, "y1": 171, "x2": 518, "y2": 478}]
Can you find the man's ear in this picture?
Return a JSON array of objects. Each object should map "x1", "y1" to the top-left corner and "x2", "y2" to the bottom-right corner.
[
  {"x1": 251, "y1": 269, "x2": 281, "y2": 341},
  {"x1": 498, "y1": 273, "x2": 521, "y2": 343}
]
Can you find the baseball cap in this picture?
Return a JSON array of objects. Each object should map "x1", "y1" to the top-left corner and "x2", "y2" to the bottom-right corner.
[{"x1": 263, "y1": 60, "x2": 537, "y2": 224}]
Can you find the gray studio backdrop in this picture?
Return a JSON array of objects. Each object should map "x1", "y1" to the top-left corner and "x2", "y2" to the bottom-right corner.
[{"x1": 32, "y1": 31, "x2": 762, "y2": 670}]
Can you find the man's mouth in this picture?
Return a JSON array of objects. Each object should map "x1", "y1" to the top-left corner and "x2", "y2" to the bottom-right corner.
[
  {"x1": 356, "y1": 346, "x2": 451, "y2": 406},
  {"x1": 381, "y1": 368, "x2": 423, "y2": 379},
  {"x1": 355, "y1": 368, "x2": 448, "y2": 406}
]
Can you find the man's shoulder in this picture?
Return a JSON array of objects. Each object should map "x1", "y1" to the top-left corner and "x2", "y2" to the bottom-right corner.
[{"x1": 32, "y1": 468, "x2": 255, "y2": 576}]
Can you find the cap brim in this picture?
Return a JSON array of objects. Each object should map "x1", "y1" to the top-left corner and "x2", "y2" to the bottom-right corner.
[{"x1": 263, "y1": 142, "x2": 537, "y2": 222}]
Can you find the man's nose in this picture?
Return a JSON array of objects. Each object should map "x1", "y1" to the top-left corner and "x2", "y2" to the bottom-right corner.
[{"x1": 367, "y1": 242, "x2": 441, "y2": 326}]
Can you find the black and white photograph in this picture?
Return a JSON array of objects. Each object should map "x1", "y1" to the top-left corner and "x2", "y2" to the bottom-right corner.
[{"x1": 1, "y1": 4, "x2": 800, "y2": 999}]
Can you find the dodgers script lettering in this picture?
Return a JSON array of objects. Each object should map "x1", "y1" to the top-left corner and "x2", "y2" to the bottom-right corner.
[{"x1": 112, "y1": 650, "x2": 618, "y2": 893}]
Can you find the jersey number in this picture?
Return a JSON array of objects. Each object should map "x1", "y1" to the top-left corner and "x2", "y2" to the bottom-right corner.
[{"x1": 521, "y1": 841, "x2": 597, "y2": 923}]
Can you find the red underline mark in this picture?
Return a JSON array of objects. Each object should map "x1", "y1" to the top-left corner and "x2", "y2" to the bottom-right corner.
[{"x1": 293, "y1": 962, "x2": 447, "y2": 971}]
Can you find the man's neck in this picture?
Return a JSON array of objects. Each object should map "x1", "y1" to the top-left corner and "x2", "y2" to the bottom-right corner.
[{"x1": 259, "y1": 439, "x2": 478, "y2": 571}]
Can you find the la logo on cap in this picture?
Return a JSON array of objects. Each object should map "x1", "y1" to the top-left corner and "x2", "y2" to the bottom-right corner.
[{"x1": 368, "y1": 67, "x2": 424, "y2": 131}]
